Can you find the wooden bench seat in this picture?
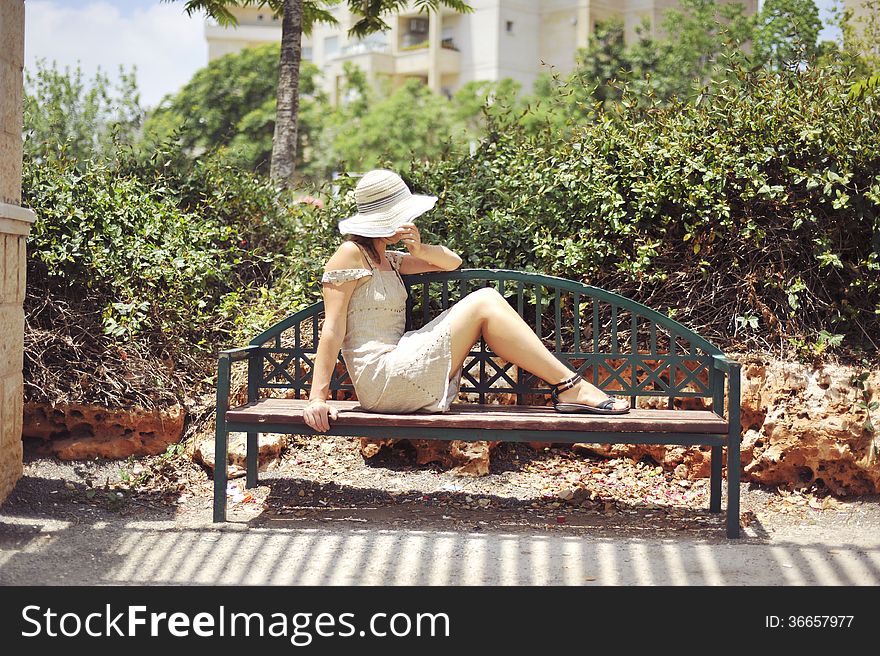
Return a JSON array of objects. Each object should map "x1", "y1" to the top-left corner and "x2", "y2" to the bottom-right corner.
[
  {"x1": 226, "y1": 398, "x2": 729, "y2": 439},
  {"x1": 213, "y1": 268, "x2": 742, "y2": 537}
]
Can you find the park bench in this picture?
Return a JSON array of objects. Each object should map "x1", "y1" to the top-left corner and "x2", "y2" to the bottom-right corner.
[{"x1": 213, "y1": 269, "x2": 742, "y2": 538}]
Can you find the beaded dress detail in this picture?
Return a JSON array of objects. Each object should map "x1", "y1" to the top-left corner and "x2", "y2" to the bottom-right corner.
[{"x1": 320, "y1": 244, "x2": 463, "y2": 413}]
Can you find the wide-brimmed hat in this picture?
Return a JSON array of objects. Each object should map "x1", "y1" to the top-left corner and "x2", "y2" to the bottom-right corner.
[{"x1": 337, "y1": 169, "x2": 437, "y2": 238}]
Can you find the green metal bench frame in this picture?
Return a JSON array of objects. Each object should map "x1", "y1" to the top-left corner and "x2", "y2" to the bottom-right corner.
[{"x1": 213, "y1": 268, "x2": 742, "y2": 537}]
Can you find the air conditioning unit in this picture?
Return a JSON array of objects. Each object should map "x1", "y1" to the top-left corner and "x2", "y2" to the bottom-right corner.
[{"x1": 408, "y1": 18, "x2": 429, "y2": 33}]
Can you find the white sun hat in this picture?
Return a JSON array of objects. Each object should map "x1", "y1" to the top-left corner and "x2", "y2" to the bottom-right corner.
[{"x1": 337, "y1": 169, "x2": 437, "y2": 238}]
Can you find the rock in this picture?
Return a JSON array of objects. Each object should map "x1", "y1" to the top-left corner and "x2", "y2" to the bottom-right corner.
[
  {"x1": 576, "y1": 354, "x2": 880, "y2": 494},
  {"x1": 450, "y1": 441, "x2": 499, "y2": 476},
  {"x1": 411, "y1": 439, "x2": 459, "y2": 467},
  {"x1": 358, "y1": 436, "x2": 500, "y2": 477},
  {"x1": 193, "y1": 432, "x2": 288, "y2": 476},
  {"x1": 572, "y1": 442, "x2": 712, "y2": 479},
  {"x1": 557, "y1": 487, "x2": 575, "y2": 501},
  {"x1": 23, "y1": 402, "x2": 186, "y2": 459},
  {"x1": 739, "y1": 356, "x2": 880, "y2": 494},
  {"x1": 357, "y1": 438, "x2": 395, "y2": 458}
]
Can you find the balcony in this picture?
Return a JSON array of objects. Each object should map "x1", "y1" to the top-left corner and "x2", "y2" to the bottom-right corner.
[
  {"x1": 394, "y1": 42, "x2": 461, "y2": 75},
  {"x1": 204, "y1": 22, "x2": 281, "y2": 44},
  {"x1": 337, "y1": 41, "x2": 391, "y2": 58},
  {"x1": 398, "y1": 39, "x2": 459, "y2": 53}
]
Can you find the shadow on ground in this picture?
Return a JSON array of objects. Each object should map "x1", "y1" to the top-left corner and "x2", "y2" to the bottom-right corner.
[
  {"x1": 2, "y1": 441, "x2": 879, "y2": 585},
  {"x1": 248, "y1": 476, "x2": 764, "y2": 541}
]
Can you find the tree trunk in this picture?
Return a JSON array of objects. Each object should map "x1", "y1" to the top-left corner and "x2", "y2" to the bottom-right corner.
[{"x1": 269, "y1": 0, "x2": 303, "y2": 187}]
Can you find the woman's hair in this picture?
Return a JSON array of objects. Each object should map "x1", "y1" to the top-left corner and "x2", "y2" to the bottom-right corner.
[{"x1": 345, "y1": 234, "x2": 380, "y2": 265}]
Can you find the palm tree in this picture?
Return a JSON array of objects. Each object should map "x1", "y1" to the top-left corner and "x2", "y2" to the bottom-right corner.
[
  {"x1": 166, "y1": 0, "x2": 472, "y2": 188},
  {"x1": 271, "y1": 0, "x2": 305, "y2": 184}
]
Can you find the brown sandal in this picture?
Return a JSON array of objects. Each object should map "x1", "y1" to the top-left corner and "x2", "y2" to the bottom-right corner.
[{"x1": 547, "y1": 373, "x2": 630, "y2": 415}]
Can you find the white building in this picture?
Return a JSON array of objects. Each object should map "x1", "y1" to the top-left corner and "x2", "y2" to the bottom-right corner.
[{"x1": 205, "y1": 1, "x2": 758, "y2": 104}]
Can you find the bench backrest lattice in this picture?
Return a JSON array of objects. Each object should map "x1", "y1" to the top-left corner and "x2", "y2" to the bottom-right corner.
[{"x1": 247, "y1": 269, "x2": 727, "y2": 413}]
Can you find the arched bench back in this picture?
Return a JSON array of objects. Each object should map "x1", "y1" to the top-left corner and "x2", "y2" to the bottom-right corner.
[{"x1": 248, "y1": 269, "x2": 728, "y2": 410}]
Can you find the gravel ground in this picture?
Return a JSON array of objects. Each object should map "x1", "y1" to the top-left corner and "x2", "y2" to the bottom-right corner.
[{"x1": 3, "y1": 434, "x2": 878, "y2": 543}]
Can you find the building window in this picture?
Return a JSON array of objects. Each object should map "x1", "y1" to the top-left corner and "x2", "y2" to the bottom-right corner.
[
  {"x1": 401, "y1": 16, "x2": 430, "y2": 48},
  {"x1": 505, "y1": 20, "x2": 514, "y2": 34},
  {"x1": 302, "y1": 46, "x2": 313, "y2": 61},
  {"x1": 324, "y1": 36, "x2": 339, "y2": 59},
  {"x1": 441, "y1": 26, "x2": 457, "y2": 50},
  {"x1": 409, "y1": 17, "x2": 429, "y2": 34}
]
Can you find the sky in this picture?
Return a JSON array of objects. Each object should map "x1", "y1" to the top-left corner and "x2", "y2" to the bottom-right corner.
[
  {"x1": 24, "y1": 1, "x2": 206, "y2": 109},
  {"x1": 24, "y1": 0, "x2": 846, "y2": 111}
]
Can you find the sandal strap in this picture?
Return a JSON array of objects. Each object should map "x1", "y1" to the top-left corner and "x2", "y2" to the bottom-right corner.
[{"x1": 548, "y1": 372, "x2": 582, "y2": 401}]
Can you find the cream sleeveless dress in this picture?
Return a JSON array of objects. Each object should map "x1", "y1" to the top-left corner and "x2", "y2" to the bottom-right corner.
[{"x1": 320, "y1": 244, "x2": 464, "y2": 413}]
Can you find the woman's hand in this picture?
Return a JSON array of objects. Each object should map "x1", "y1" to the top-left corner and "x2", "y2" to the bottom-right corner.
[
  {"x1": 303, "y1": 399, "x2": 338, "y2": 433},
  {"x1": 395, "y1": 222, "x2": 423, "y2": 256}
]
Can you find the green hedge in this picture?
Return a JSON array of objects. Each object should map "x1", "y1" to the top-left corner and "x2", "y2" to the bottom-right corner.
[
  {"x1": 393, "y1": 64, "x2": 879, "y2": 357},
  {"x1": 22, "y1": 148, "x2": 312, "y2": 404},
  {"x1": 244, "y1": 65, "x2": 879, "y2": 361}
]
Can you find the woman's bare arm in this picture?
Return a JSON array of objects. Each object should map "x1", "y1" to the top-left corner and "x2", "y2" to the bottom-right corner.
[
  {"x1": 304, "y1": 242, "x2": 365, "y2": 431},
  {"x1": 308, "y1": 283, "x2": 352, "y2": 402},
  {"x1": 394, "y1": 222, "x2": 462, "y2": 274},
  {"x1": 400, "y1": 243, "x2": 462, "y2": 274}
]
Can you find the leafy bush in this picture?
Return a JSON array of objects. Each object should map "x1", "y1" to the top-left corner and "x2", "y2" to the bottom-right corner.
[
  {"x1": 22, "y1": 146, "x2": 309, "y2": 405},
  {"x1": 24, "y1": 59, "x2": 144, "y2": 165},
  {"x1": 317, "y1": 63, "x2": 880, "y2": 358}
]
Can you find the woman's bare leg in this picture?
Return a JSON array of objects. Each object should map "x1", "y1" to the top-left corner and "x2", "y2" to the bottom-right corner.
[{"x1": 445, "y1": 287, "x2": 629, "y2": 410}]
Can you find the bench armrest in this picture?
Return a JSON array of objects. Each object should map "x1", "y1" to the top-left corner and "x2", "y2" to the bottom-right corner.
[
  {"x1": 216, "y1": 346, "x2": 261, "y2": 424},
  {"x1": 218, "y1": 345, "x2": 259, "y2": 362},
  {"x1": 709, "y1": 354, "x2": 741, "y2": 426},
  {"x1": 711, "y1": 354, "x2": 740, "y2": 373}
]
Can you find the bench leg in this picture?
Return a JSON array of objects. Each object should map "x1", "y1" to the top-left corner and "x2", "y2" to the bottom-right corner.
[
  {"x1": 246, "y1": 431, "x2": 259, "y2": 489},
  {"x1": 212, "y1": 420, "x2": 228, "y2": 523},
  {"x1": 710, "y1": 445, "x2": 722, "y2": 513},
  {"x1": 726, "y1": 366, "x2": 741, "y2": 539},
  {"x1": 726, "y1": 431, "x2": 741, "y2": 539}
]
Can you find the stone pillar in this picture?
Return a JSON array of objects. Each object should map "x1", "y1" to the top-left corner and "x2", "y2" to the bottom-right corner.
[
  {"x1": 576, "y1": 0, "x2": 591, "y2": 49},
  {"x1": 427, "y1": 8, "x2": 441, "y2": 93},
  {"x1": 0, "y1": 0, "x2": 35, "y2": 505}
]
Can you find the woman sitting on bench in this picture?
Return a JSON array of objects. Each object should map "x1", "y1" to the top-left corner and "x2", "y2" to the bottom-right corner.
[{"x1": 303, "y1": 169, "x2": 631, "y2": 433}]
